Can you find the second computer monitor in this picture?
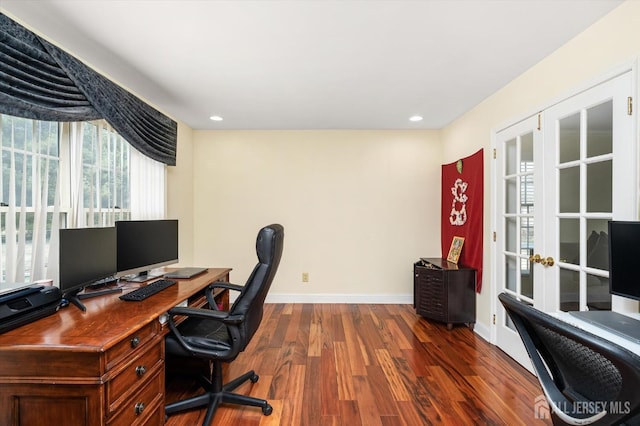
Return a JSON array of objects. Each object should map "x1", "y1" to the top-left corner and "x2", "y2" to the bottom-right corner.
[{"x1": 116, "y1": 219, "x2": 178, "y2": 281}]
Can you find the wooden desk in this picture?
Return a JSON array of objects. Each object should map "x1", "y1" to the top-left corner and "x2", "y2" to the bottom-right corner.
[{"x1": 0, "y1": 267, "x2": 231, "y2": 426}]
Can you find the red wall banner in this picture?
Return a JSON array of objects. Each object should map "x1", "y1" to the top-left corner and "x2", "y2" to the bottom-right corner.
[{"x1": 441, "y1": 149, "x2": 484, "y2": 292}]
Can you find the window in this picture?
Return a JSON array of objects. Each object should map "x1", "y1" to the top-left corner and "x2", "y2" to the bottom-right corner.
[
  {"x1": 75, "y1": 121, "x2": 131, "y2": 227},
  {"x1": 1, "y1": 116, "x2": 60, "y2": 285},
  {"x1": 1, "y1": 114, "x2": 163, "y2": 287}
]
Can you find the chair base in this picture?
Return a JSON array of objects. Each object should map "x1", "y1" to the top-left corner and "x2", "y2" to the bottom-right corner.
[{"x1": 166, "y1": 365, "x2": 272, "y2": 426}]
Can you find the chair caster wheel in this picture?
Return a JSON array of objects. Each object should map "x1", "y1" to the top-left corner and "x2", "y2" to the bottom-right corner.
[
  {"x1": 250, "y1": 373, "x2": 259, "y2": 383},
  {"x1": 262, "y1": 404, "x2": 273, "y2": 416}
]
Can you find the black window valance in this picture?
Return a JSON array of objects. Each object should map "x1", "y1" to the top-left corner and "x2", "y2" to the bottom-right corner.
[{"x1": 0, "y1": 13, "x2": 177, "y2": 166}]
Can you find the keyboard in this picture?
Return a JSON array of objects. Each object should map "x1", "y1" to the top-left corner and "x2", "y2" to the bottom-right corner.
[{"x1": 119, "y1": 279, "x2": 177, "y2": 301}]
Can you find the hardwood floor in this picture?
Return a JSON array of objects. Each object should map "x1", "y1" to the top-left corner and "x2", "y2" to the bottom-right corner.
[{"x1": 165, "y1": 303, "x2": 551, "y2": 425}]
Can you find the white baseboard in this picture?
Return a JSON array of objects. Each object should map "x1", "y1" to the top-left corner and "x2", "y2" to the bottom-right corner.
[
  {"x1": 264, "y1": 293, "x2": 414, "y2": 304},
  {"x1": 472, "y1": 320, "x2": 491, "y2": 342}
]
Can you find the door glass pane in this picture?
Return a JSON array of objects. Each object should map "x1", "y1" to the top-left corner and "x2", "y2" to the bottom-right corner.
[
  {"x1": 506, "y1": 138, "x2": 517, "y2": 175},
  {"x1": 521, "y1": 175, "x2": 534, "y2": 214},
  {"x1": 559, "y1": 218, "x2": 579, "y2": 265},
  {"x1": 520, "y1": 216, "x2": 533, "y2": 258},
  {"x1": 559, "y1": 113, "x2": 580, "y2": 163},
  {"x1": 521, "y1": 259, "x2": 533, "y2": 299},
  {"x1": 521, "y1": 133, "x2": 533, "y2": 164},
  {"x1": 505, "y1": 255, "x2": 517, "y2": 291},
  {"x1": 586, "y1": 219, "x2": 609, "y2": 271},
  {"x1": 506, "y1": 217, "x2": 517, "y2": 253},
  {"x1": 560, "y1": 268, "x2": 579, "y2": 311},
  {"x1": 586, "y1": 160, "x2": 612, "y2": 212},
  {"x1": 587, "y1": 101, "x2": 612, "y2": 158},
  {"x1": 506, "y1": 177, "x2": 517, "y2": 214},
  {"x1": 520, "y1": 133, "x2": 534, "y2": 215},
  {"x1": 559, "y1": 166, "x2": 580, "y2": 213},
  {"x1": 587, "y1": 274, "x2": 611, "y2": 310}
]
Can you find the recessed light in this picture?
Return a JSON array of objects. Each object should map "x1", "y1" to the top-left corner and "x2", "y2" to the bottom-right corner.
[
  {"x1": 209, "y1": 115, "x2": 223, "y2": 121},
  {"x1": 409, "y1": 115, "x2": 423, "y2": 122}
]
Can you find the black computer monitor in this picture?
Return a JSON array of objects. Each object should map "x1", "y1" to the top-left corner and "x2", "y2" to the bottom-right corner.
[
  {"x1": 59, "y1": 226, "x2": 117, "y2": 311},
  {"x1": 116, "y1": 219, "x2": 178, "y2": 281},
  {"x1": 608, "y1": 220, "x2": 640, "y2": 301}
]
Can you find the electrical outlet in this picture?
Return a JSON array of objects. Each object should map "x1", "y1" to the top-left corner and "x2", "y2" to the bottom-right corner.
[{"x1": 302, "y1": 272, "x2": 309, "y2": 283}]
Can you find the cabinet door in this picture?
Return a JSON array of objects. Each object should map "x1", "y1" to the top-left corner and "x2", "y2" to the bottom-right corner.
[
  {"x1": 0, "y1": 383, "x2": 103, "y2": 426},
  {"x1": 414, "y1": 265, "x2": 445, "y2": 319}
]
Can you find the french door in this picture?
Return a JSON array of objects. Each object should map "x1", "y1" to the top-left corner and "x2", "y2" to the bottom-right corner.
[
  {"x1": 494, "y1": 71, "x2": 635, "y2": 368},
  {"x1": 495, "y1": 115, "x2": 545, "y2": 368}
]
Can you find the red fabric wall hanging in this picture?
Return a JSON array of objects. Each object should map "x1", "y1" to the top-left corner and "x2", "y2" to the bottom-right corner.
[{"x1": 441, "y1": 149, "x2": 484, "y2": 292}]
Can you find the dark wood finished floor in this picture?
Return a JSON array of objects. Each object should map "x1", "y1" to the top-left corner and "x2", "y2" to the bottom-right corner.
[{"x1": 165, "y1": 303, "x2": 551, "y2": 425}]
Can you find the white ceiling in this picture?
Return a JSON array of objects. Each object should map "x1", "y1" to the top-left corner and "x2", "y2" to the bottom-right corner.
[{"x1": 1, "y1": 0, "x2": 624, "y2": 130}]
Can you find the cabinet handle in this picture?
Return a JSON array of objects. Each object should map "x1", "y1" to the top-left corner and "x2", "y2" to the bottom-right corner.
[
  {"x1": 136, "y1": 365, "x2": 147, "y2": 376},
  {"x1": 130, "y1": 336, "x2": 140, "y2": 348},
  {"x1": 134, "y1": 402, "x2": 145, "y2": 415}
]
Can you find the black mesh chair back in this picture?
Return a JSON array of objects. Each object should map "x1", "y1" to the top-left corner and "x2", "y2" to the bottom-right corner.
[{"x1": 499, "y1": 292, "x2": 640, "y2": 425}]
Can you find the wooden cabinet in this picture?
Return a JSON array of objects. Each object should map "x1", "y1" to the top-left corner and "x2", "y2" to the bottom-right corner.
[
  {"x1": 414, "y1": 258, "x2": 476, "y2": 330},
  {"x1": 0, "y1": 268, "x2": 231, "y2": 426}
]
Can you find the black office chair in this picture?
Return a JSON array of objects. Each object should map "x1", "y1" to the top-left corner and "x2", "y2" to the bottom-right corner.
[
  {"x1": 165, "y1": 224, "x2": 284, "y2": 425},
  {"x1": 498, "y1": 292, "x2": 640, "y2": 425}
]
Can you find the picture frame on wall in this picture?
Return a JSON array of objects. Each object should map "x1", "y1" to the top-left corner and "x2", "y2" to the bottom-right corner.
[{"x1": 447, "y1": 236, "x2": 465, "y2": 264}]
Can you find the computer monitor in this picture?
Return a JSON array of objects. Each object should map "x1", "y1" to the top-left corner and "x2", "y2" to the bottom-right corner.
[
  {"x1": 116, "y1": 219, "x2": 178, "y2": 281},
  {"x1": 59, "y1": 226, "x2": 117, "y2": 311},
  {"x1": 608, "y1": 220, "x2": 640, "y2": 301}
]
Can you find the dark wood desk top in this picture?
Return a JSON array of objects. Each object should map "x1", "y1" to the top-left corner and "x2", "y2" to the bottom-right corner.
[{"x1": 0, "y1": 267, "x2": 231, "y2": 353}]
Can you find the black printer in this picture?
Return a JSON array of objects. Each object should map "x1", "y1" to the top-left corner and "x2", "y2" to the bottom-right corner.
[{"x1": 0, "y1": 285, "x2": 62, "y2": 333}]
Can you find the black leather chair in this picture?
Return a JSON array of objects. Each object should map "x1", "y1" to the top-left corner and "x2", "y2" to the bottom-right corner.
[
  {"x1": 499, "y1": 292, "x2": 640, "y2": 425},
  {"x1": 165, "y1": 224, "x2": 284, "y2": 425}
]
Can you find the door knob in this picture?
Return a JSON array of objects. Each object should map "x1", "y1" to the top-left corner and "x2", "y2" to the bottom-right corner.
[
  {"x1": 540, "y1": 256, "x2": 555, "y2": 267},
  {"x1": 529, "y1": 254, "x2": 554, "y2": 267}
]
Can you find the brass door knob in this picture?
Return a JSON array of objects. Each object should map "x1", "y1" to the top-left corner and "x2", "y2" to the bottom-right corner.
[
  {"x1": 540, "y1": 256, "x2": 555, "y2": 267},
  {"x1": 529, "y1": 254, "x2": 554, "y2": 267}
]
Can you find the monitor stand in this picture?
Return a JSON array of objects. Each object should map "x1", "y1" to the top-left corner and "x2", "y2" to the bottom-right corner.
[
  {"x1": 65, "y1": 286, "x2": 123, "y2": 312},
  {"x1": 125, "y1": 271, "x2": 161, "y2": 283},
  {"x1": 65, "y1": 288, "x2": 87, "y2": 312}
]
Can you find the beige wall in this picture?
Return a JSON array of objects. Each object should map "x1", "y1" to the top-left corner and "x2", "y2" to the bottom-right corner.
[
  {"x1": 188, "y1": 130, "x2": 441, "y2": 301},
  {"x1": 166, "y1": 121, "x2": 196, "y2": 267},
  {"x1": 441, "y1": 0, "x2": 640, "y2": 334}
]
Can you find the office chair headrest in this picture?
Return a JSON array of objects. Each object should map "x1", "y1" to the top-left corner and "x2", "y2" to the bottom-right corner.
[{"x1": 256, "y1": 224, "x2": 284, "y2": 266}]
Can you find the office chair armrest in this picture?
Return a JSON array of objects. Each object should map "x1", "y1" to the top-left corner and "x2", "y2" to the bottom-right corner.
[
  {"x1": 225, "y1": 313, "x2": 245, "y2": 325},
  {"x1": 209, "y1": 282, "x2": 244, "y2": 292},
  {"x1": 168, "y1": 306, "x2": 229, "y2": 321},
  {"x1": 206, "y1": 282, "x2": 244, "y2": 310},
  {"x1": 168, "y1": 306, "x2": 244, "y2": 325}
]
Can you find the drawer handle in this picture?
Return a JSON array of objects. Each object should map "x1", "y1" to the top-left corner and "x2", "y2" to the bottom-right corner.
[
  {"x1": 130, "y1": 336, "x2": 140, "y2": 348},
  {"x1": 136, "y1": 365, "x2": 147, "y2": 376},
  {"x1": 134, "y1": 402, "x2": 145, "y2": 415}
]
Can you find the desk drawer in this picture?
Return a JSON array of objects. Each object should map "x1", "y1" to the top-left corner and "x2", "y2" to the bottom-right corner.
[
  {"x1": 107, "y1": 339, "x2": 164, "y2": 413},
  {"x1": 107, "y1": 368, "x2": 164, "y2": 426},
  {"x1": 106, "y1": 321, "x2": 159, "y2": 370}
]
